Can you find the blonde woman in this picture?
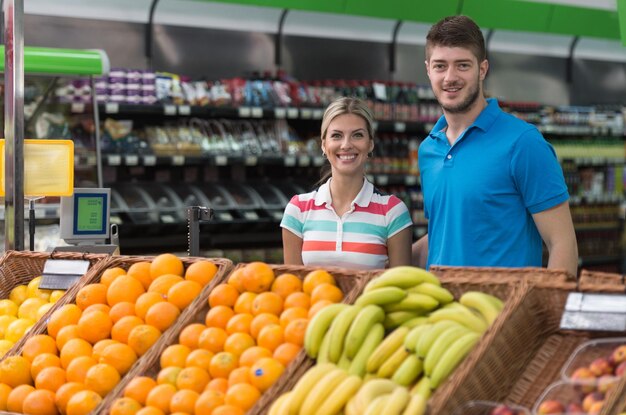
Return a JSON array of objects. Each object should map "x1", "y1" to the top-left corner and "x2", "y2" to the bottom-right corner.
[{"x1": 280, "y1": 97, "x2": 413, "y2": 269}]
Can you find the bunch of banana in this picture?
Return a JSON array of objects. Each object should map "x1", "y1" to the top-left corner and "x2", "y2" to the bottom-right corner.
[{"x1": 345, "y1": 376, "x2": 432, "y2": 415}]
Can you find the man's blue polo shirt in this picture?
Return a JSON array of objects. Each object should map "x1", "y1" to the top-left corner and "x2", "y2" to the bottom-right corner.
[{"x1": 419, "y1": 98, "x2": 569, "y2": 268}]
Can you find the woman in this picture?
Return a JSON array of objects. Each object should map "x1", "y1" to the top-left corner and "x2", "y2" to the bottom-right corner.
[{"x1": 280, "y1": 97, "x2": 413, "y2": 269}]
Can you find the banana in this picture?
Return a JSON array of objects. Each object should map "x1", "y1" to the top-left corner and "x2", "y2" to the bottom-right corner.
[
  {"x1": 316, "y1": 374, "x2": 363, "y2": 415},
  {"x1": 459, "y1": 291, "x2": 504, "y2": 325},
  {"x1": 348, "y1": 323, "x2": 385, "y2": 377},
  {"x1": 430, "y1": 331, "x2": 480, "y2": 389},
  {"x1": 384, "y1": 386, "x2": 411, "y2": 415},
  {"x1": 354, "y1": 287, "x2": 407, "y2": 306},
  {"x1": 411, "y1": 375, "x2": 431, "y2": 396},
  {"x1": 400, "y1": 316, "x2": 429, "y2": 328},
  {"x1": 327, "y1": 305, "x2": 362, "y2": 363},
  {"x1": 268, "y1": 392, "x2": 291, "y2": 415},
  {"x1": 366, "y1": 326, "x2": 410, "y2": 373},
  {"x1": 423, "y1": 325, "x2": 471, "y2": 375},
  {"x1": 364, "y1": 267, "x2": 440, "y2": 292},
  {"x1": 391, "y1": 354, "x2": 423, "y2": 386},
  {"x1": 383, "y1": 293, "x2": 439, "y2": 313},
  {"x1": 344, "y1": 305, "x2": 385, "y2": 359},
  {"x1": 427, "y1": 305, "x2": 488, "y2": 333},
  {"x1": 300, "y1": 368, "x2": 349, "y2": 415},
  {"x1": 363, "y1": 394, "x2": 391, "y2": 415},
  {"x1": 384, "y1": 311, "x2": 423, "y2": 330},
  {"x1": 345, "y1": 397, "x2": 359, "y2": 415},
  {"x1": 377, "y1": 345, "x2": 410, "y2": 378},
  {"x1": 352, "y1": 378, "x2": 398, "y2": 413},
  {"x1": 317, "y1": 330, "x2": 332, "y2": 364},
  {"x1": 404, "y1": 323, "x2": 432, "y2": 352},
  {"x1": 409, "y1": 282, "x2": 454, "y2": 304},
  {"x1": 337, "y1": 345, "x2": 352, "y2": 370},
  {"x1": 415, "y1": 320, "x2": 462, "y2": 358},
  {"x1": 402, "y1": 393, "x2": 428, "y2": 415},
  {"x1": 287, "y1": 363, "x2": 336, "y2": 415},
  {"x1": 304, "y1": 303, "x2": 348, "y2": 358}
]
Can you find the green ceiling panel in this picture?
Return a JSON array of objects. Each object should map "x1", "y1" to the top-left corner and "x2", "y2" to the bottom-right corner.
[
  {"x1": 343, "y1": 0, "x2": 459, "y2": 23},
  {"x1": 461, "y1": 0, "x2": 552, "y2": 33},
  {"x1": 195, "y1": 0, "x2": 346, "y2": 13},
  {"x1": 550, "y1": 6, "x2": 620, "y2": 39},
  {"x1": 619, "y1": 0, "x2": 626, "y2": 45}
]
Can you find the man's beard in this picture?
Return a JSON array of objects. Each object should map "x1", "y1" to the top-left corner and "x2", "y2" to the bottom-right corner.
[{"x1": 438, "y1": 77, "x2": 481, "y2": 114}]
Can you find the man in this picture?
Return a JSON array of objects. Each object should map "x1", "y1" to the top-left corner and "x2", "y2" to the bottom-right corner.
[{"x1": 412, "y1": 15, "x2": 578, "y2": 276}]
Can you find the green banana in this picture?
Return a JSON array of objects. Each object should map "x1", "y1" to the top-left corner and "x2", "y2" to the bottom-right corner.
[
  {"x1": 415, "y1": 320, "x2": 462, "y2": 358},
  {"x1": 354, "y1": 287, "x2": 407, "y2": 306},
  {"x1": 384, "y1": 311, "x2": 423, "y2": 330},
  {"x1": 352, "y1": 378, "x2": 398, "y2": 413},
  {"x1": 430, "y1": 331, "x2": 481, "y2": 389},
  {"x1": 427, "y1": 305, "x2": 488, "y2": 333},
  {"x1": 344, "y1": 305, "x2": 385, "y2": 359},
  {"x1": 410, "y1": 376, "x2": 432, "y2": 396},
  {"x1": 363, "y1": 394, "x2": 391, "y2": 415},
  {"x1": 383, "y1": 293, "x2": 439, "y2": 313},
  {"x1": 366, "y1": 326, "x2": 409, "y2": 373},
  {"x1": 409, "y1": 282, "x2": 454, "y2": 304},
  {"x1": 391, "y1": 354, "x2": 423, "y2": 386},
  {"x1": 300, "y1": 368, "x2": 349, "y2": 415},
  {"x1": 403, "y1": 323, "x2": 432, "y2": 352},
  {"x1": 384, "y1": 386, "x2": 411, "y2": 414},
  {"x1": 364, "y1": 267, "x2": 440, "y2": 292},
  {"x1": 317, "y1": 332, "x2": 332, "y2": 364},
  {"x1": 286, "y1": 363, "x2": 336, "y2": 415},
  {"x1": 348, "y1": 323, "x2": 385, "y2": 377},
  {"x1": 400, "y1": 316, "x2": 429, "y2": 329},
  {"x1": 459, "y1": 291, "x2": 504, "y2": 325},
  {"x1": 337, "y1": 345, "x2": 352, "y2": 370},
  {"x1": 402, "y1": 393, "x2": 428, "y2": 415},
  {"x1": 304, "y1": 303, "x2": 348, "y2": 358},
  {"x1": 377, "y1": 345, "x2": 410, "y2": 378},
  {"x1": 423, "y1": 325, "x2": 471, "y2": 376},
  {"x1": 327, "y1": 305, "x2": 362, "y2": 363},
  {"x1": 316, "y1": 375, "x2": 363, "y2": 415}
]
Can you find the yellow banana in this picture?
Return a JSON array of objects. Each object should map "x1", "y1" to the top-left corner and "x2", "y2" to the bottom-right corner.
[
  {"x1": 366, "y1": 326, "x2": 410, "y2": 373},
  {"x1": 300, "y1": 368, "x2": 349, "y2": 415},
  {"x1": 423, "y1": 325, "x2": 471, "y2": 375},
  {"x1": 400, "y1": 316, "x2": 429, "y2": 329},
  {"x1": 427, "y1": 305, "x2": 488, "y2": 333},
  {"x1": 344, "y1": 305, "x2": 385, "y2": 359},
  {"x1": 286, "y1": 363, "x2": 336, "y2": 415},
  {"x1": 404, "y1": 323, "x2": 432, "y2": 352},
  {"x1": 430, "y1": 331, "x2": 481, "y2": 389},
  {"x1": 304, "y1": 303, "x2": 348, "y2": 358},
  {"x1": 377, "y1": 345, "x2": 410, "y2": 378},
  {"x1": 384, "y1": 386, "x2": 411, "y2": 414},
  {"x1": 348, "y1": 323, "x2": 384, "y2": 377},
  {"x1": 364, "y1": 267, "x2": 440, "y2": 292},
  {"x1": 317, "y1": 330, "x2": 332, "y2": 364},
  {"x1": 411, "y1": 375, "x2": 431, "y2": 396},
  {"x1": 355, "y1": 287, "x2": 407, "y2": 306},
  {"x1": 459, "y1": 291, "x2": 503, "y2": 326},
  {"x1": 402, "y1": 393, "x2": 428, "y2": 415},
  {"x1": 409, "y1": 282, "x2": 454, "y2": 304},
  {"x1": 316, "y1": 375, "x2": 363, "y2": 415},
  {"x1": 363, "y1": 394, "x2": 391, "y2": 415},
  {"x1": 352, "y1": 378, "x2": 398, "y2": 413},
  {"x1": 383, "y1": 293, "x2": 439, "y2": 313},
  {"x1": 327, "y1": 305, "x2": 361, "y2": 363},
  {"x1": 268, "y1": 392, "x2": 291, "y2": 415},
  {"x1": 415, "y1": 320, "x2": 462, "y2": 358},
  {"x1": 384, "y1": 311, "x2": 423, "y2": 330},
  {"x1": 337, "y1": 345, "x2": 352, "y2": 370},
  {"x1": 391, "y1": 354, "x2": 423, "y2": 386},
  {"x1": 345, "y1": 397, "x2": 359, "y2": 415}
]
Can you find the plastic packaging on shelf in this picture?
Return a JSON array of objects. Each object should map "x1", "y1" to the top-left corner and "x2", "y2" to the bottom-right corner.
[
  {"x1": 452, "y1": 400, "x2": 531, "y2": 415},
  {"x1": 533, "y1": 380, "x2": 617, "y2": 415},
  {"x1": 561, "y1": 337, "x2": 626, "y2": 384}
]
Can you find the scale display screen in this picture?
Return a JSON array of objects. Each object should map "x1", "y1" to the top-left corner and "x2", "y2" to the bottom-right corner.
[{"x1": 74, "y1": 194, "x2": 107, "y2": 234}]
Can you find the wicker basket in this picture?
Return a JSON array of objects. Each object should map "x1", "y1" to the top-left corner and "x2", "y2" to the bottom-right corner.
[
  {"x1": 0, "y1": 250, "x2": 111, "y2": 361},
  {"x1": 578, "y1": 269, "x2": 625, "y2": 293},
  {"x1": 98, "y1": 263, "x2": 369, "y2": 415},
  {"x1": 429, "y1": 265, "x2": 575, "y2": 287}
]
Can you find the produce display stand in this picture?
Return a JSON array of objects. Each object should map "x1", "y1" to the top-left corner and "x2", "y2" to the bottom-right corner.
[
  {"x1": 578, "y1": 269, "x2": 625, "y2": 293},
  {"x1": 97, "y1": 263, "x2": 370, "y2": 415},
  {"x1": 429, "y1": 265, "x2": 575, "y2": 287}
]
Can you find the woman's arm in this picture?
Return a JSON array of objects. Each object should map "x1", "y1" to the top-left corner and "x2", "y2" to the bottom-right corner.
[
  {"x1": 282, "y1": 228, "x2": 304, "y2": 265},
  {"x1": 387, "y1": 227, "x2": 413, "y2": 267}
]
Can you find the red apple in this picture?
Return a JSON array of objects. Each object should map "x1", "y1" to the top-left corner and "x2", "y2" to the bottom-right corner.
[
  {"x1": 589, "y1": 357, "x2": 613, "y2": 376},
  {"x1": 582, "y1": 392, "x2": 604, "y2": 412},
  {"x1": 571, "y1": 367, "x2": 597, "y2": 393},
  {"x1": 611, "y1": 345, "x2": 626, "y2": 364},
  {"x1": 614, "y1": 361, "x2": 626, "y2": 376},
  {"x1": 597, "y1": 374, "x2": 617, "y2": 394},
  {"x1": 537, "y1": 400, "x2": 565, "y2": 414}
]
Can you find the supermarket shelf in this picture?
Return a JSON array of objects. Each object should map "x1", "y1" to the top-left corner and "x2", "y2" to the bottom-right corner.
[
  {"x1": 574, "y1": 222, "x2": 622, "y2": 232},
  {"x1": 366, "y1": 174, "x2": 420, "y2": 187},
  {"x1": 579, "y1": 254, "x2": 624, "y2": 267},
  {"x1": 99, "y1": 153, "x2": 326, "y2": 168},
  {"x1": 558, "y1": 157, "x2": 626, "y2": 166}
]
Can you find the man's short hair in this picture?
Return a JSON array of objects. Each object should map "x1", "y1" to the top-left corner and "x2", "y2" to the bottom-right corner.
[{"x1": 426, "y1": 15, "x2": 486, "y2": 62}]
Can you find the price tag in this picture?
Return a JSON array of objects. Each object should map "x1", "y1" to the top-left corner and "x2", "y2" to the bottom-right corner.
[
  {"x1": 87, "y1": 156, "x2": 96, "y2": 166},
  {"x1": 238, "y1": 107, "x2": 252, "y2": 118},
  {"x1": 373, "y1": 82, "x2": 387, "y2": 100},
  {"x1": 313, "y1": 109, "x2": 323, "y2": 119},
  {"x1": 107, "y1": 155, "x2": 121, "y2": 166},
  {"x1": 178, "y1": 105, "x2": 191, "y2": 115},
  {"x1": 377, "y1": 175, "x2": 389, "y2": 186},
  {"x1": 405, "y1": 176, "x2": 418, "y2": 186},
  {"x1": 301, "y1": 108, "x2": 313, "y2": 119},
  {"x1": 274, "y1": 108, "x2": 286, "y2": 119},
  {"x1": 71, "y1": 103, "x2": 85, "y2": 113},
  {"x1": 366, "y1": 174, "x2": 375, "y2": 183},
  {"x1": 313, "y1": 156, "x2": 324, "y2": 166},
  {"x1": 74, "y1": 155, "x2": 80, "y2": 164},
  {"x1": 125, "y1": 155, "x2": 139, "y2": 166},
  {"x1": 284, "y1": 156, "x2": 296, "y2": 167},
  {"x1": 394, "y1": 122, "x2": 406, "y2": 133},
  {"x1": 299, "y1": 155, "x2": 311, "y2": 167},
  {"x1": 218, "y1": 212, "x2": 233, "y2": 221},
  {"x1": 373, "y1": 121, "x2": 379, "y2": 131},
  {"x1": 245, "y1": 156, "x2": 258, "y2": 166},
  {"x1": 35, "y1": 208, "x2": 46, "y2": 218},
  {"x1": 243, "y1": 211, "x2": 259, "y2": 220},
  {"x1": 161, "y1": 215, "x2": 176, "y2": 223},
  {"x1": 251, "y1": 107, "x2": 263, "y2": 118},
  {"x1": 143, "y1": 155, "x2": 156, "y2": 166},
  {"x1": 164, "y1": 105, "x2": 177, "y2": 116},
  {"x1": 287, "y1": 108, "x2": 299, "y2": 119},
  {"x1": 105, "y1": 103, "x2": 119, "y2": 114},
  {"x1": 272, "y1": 211, "x2": 284, "y2": 221},
  {"x1": 172, "y1": 155, "x2": 185, "y2": 166},
  {"x1": 215, "y1": 155, "x2": 228, "y2": 166}
]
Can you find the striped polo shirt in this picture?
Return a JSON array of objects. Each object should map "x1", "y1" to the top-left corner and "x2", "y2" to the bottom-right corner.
[{"x1": 280, "y1": 178, "x2": 412, "y2": 269}]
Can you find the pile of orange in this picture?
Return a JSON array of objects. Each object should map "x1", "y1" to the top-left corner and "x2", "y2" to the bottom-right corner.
[
  {"x1": 110, "y1": 262, "x2": 343, "y2": 415},
  {"x1": 0, "y1": 254, "x2": 218, "y2": 415}
]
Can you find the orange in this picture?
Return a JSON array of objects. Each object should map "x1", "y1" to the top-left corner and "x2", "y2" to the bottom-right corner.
[
  {"x1": 271, "y1": 273, "x2": 303, "y2": 299},
  {"x1": 302, "y1": 269, "x2": 335, "y2": 294},
  {"x1": 7, "y1": 384, "x2": 34, "y2": 412},
  {"x1": 0, "y1": 383, "x2": 11, "y2": 411},
  {"x1": 156, "y1": 366, "x2": 182, "y2": 387},
  {"x1": 77, "y1": 310, "x2": 113, "y2": 344},
  {"x1": 92, "y1": 339, "x2": 119, "y2": 362},
  {"x1": 109, "y1": 302, "x2": 136, "y2": 323},
  {"x1": 126, "y1": 261, "x2": 153, "y2": 290},
  {"x1": 209, "y1": 352, "x2": 238, "y2": 379},
  {"x1": 22, "y1": 334, "x2": 58, "y2": 362},
  {"x1": 168, "y1": 280, "x2": 202, "y2": 310},
  {"x1": 47, "y1": 304, "x2": 82, "y2": 338},
  {"x1": 82, "y1": 303, "x2": 110, "y2": 316},
  {"x1": 311, "y1": 283, "x2": 343, "y2": 304},
  {"x1": 100, "y1": 267, "x2": 127, "y2": 287},
  {"x1": 227, "y1": 269, "x2": 245, "y2": 293},
  {"x1": 60, "y1": 338, "x2": 93, "y2": 369},
  {"x1": 223, "y1": 333, "x2": 255, "y2": 358},
  {"x1": 308, "y1": 300, "x2": 333, "y2": 318},
  {"x1": 250, "y1": 313, "x2": 280, "y2": 340},
  {"x1": 65, "y1": 390, "x2": 102, "y2": 415},
  {"x1": 0, "y1": 355, "x2": 32, "y2": 387},
  {"x1": 238, "y1": 346, "x2": 272, "y2": 368},
  {"x1": 55, "y1": 325, "x2": 80, "y2": 351},
  {"x1": 54, "y1": 382, "x2": 86, "y2": 415},
  {"x1": 225, "y1": 313, "x2": 253, "y2": 336},
  {"x1": 205, "y1": 378, "x2": 228, "y2": 394},
  {"x1": 112, "y1": 316, "x2": 145, "y2": 344},
  {"x1": 169, "y1": 389, "x2": 199, "y2": 414},
  {"x1": 30, "y1": 353, "x2": 61, "y2": 380},
  {"x1": 123, "y1": 376, "x2": 157, "y2": 405},
  {"x1": 65, "y1": 356, "x2": 97, "y2": 383},
  {"x1": 149, "y1": 254, "x2": 184, "y2": 279},
  {"x1": 76, "y1": 283, "x2": 108, "y2": 310},
  {"x1": 185, "y1": 349, "x2": 214, "y2": 371},
  {"x1": 227, "y1": 366, "x2": 250, "y2": 387},
  {"x1": 145, "y1": 383, "x2": 177, "y2": 413},
  {"x1": 279, "y1": 307, "x2": 308, "y2": 329},
  {"x1": 212, "y1": 405, "x2": 244, "y2": 415},
  {"x1": 144, "y1": 302, "x2": 180, "y2": 332},
  {"x1": 198, "y1": 327, "x2": 227, "y2": 353},
  {"x1": 195, "y1": 390, "x2": 224, "y2": 415},
  {"x1": 84, "y1": 363, "x2": 121, "y2": 397},
  {"x1": 134, "y1": 292, "x2": 165, "y2": 320},
  {"x1": 273, "y1": 342, "x2": 300, "y2": 367},
  {"x1": 22, "y1": 389, "x2": 57, "y2": 415},
  {"x1": 34, "y1": 366, "x2": 66, "y2": 392},
  {"x1": 99, "y1": 343, "x2": 138, "y2": 375},
  {"x1": 224, "y1": 383, "x2": 261, "y2": 411},
  {"x1": 205, "y1": 306, "x2": 235, "y2": 330},
  {"x1": 284, "y1": 292, "x2": 311, "y2": 310},
  {"x1": 208, "y1": 285, "x2": 239, "y2": 308},
  {"x1": 176, "y1": 367, "x2": 210, "y2": 392},
  {"x1": 109, "y1": 397, "x2": 142, "y2": 415},
  {"x1": 251, "y1": 292, "x2": 283, "y2": 316},
  {"x1": 127, "y1": 325, "x2": 161, "y2": 357},
  {"x1": 136, "y1": 407, "x2": 165, "y2": 415},
  {"x1": 148, "y1": 274, "x2": 184, "y2": 297},
  {"x1": 185, "y1": 261, "x2": 218, "y2": 287},
  {"x1": 233, "y1": 292, "x2": 257, "y2": 315},
  {"x1": 160, "y1": 344, "x2": 191, "y2": 368},
  {"x1": 178, "y1": 323, "x2": 206, "y2": 349},
  {"x1": 249, "y1": 357, "x2": 285, "y2": 392},
  {"x1": 107, "y1": 276, "x2": 146, "y2": 307},
  {"x1": 284, "y1": 319, "x2": 308, "y2": 347},
  {"x1": 256, "y1": 324, "x2": 284, "y2": 352},
  {"x1": 241, "y1": 262, "x2": 275, "y2": 294}
]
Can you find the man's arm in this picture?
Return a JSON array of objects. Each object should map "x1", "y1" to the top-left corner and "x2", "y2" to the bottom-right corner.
[
  {"x1": 411, "y1": 234, "x2": 429, "y2": 269},
  {"x1": 532, "y1": 201, "x2": 578, "y2": 277},
  {"x1": 282, "y1": 228, "x2": 304, "y2": 265}
]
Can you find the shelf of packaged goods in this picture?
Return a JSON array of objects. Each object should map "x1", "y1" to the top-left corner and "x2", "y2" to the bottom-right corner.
[
  {"x1": 366, "y1": 174, "x2": 420, "y2": 187},
  {"x1": 0, "y1": 205, "x2": 60, "y2": 221},
  {"x1": 579, "y1": 254, "x2": 624, "y2": 267},
  {"x1": 574, "y1": 222, "x2": 623, "y2": 232},
  {"x1": 558, "y1": 157, "x2": 626, "y2": 166},
  {"x1": 100, "y1": 153, "x2": 328, "y2": 168}
]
